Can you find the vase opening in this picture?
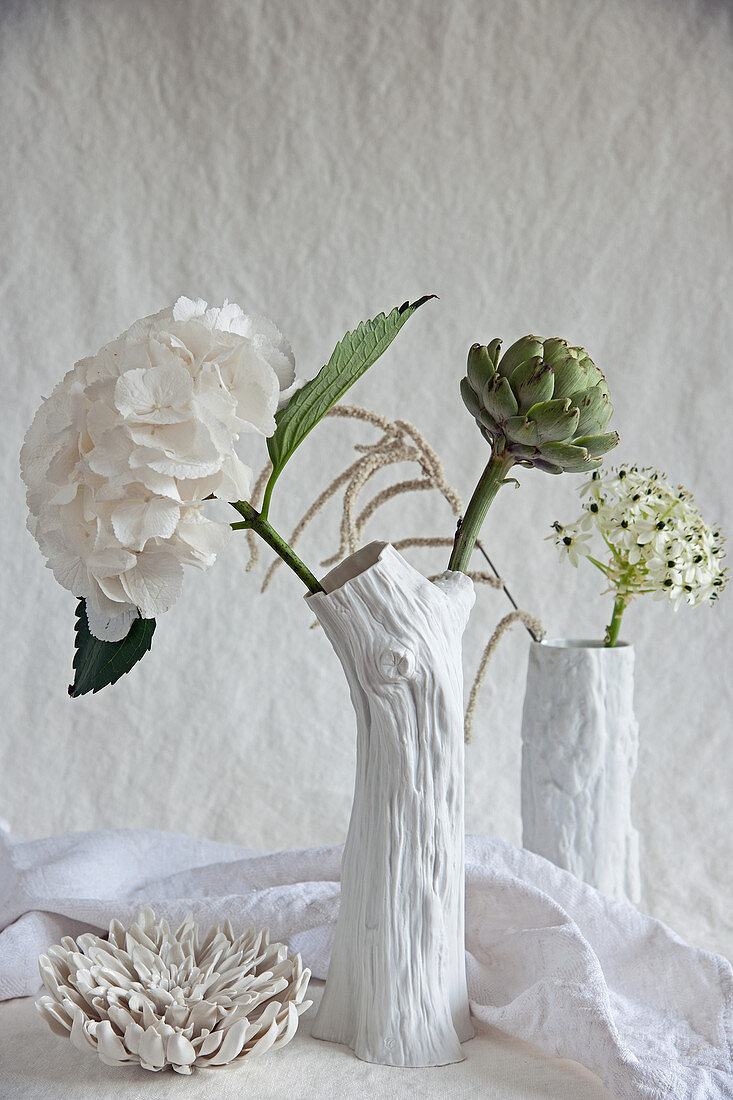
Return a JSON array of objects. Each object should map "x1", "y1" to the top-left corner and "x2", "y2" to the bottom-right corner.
[{"x1": 318, "y1": 541, "x2": 389, "y2": 594}]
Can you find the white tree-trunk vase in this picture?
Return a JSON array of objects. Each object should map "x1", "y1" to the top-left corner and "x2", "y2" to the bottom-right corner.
[
  {"x1": 307, "y1": 542, "x2": 475, "y2": 1068},
  {"x1": 521, "y1": 640, "x2": 641, "y2": 905}
]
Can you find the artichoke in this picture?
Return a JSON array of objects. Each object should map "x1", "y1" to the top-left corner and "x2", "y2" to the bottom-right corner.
[{"x1": 460, "y1": 335, "x2": 619, "y2": 474}]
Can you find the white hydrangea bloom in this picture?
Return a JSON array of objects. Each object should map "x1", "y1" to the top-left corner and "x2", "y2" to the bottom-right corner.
[
  {"x1": 550, "y1": 465, "x2": 728, "y2": 611},
  {"x1": 21, "y1": 297, "x2": 296, "y2": 640}
]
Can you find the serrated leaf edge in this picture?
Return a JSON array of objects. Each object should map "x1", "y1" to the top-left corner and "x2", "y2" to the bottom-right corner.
[
  {"x1": 267, "y1": 296, "x2": 435, "y2": 478},
  {"x1": 68, "y1": 600, "x2": 156, "y2": 697}
]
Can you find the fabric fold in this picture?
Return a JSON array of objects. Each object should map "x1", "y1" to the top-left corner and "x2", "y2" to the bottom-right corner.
[{"x1": 0, "y1": 827, "x2": 730, "y2": 1099}]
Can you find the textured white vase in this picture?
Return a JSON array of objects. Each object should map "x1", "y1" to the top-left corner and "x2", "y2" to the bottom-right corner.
[
  {"x1": 308, "y1": 542, "x2": 475, "y2": 1067},
  {"x1": 521, "y1": 639, "x2": 641, "y2": 905}
]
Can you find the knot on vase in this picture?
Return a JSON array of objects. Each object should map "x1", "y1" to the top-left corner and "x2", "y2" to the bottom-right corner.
[{"x1": 378, "y1": 647, "x2": 417, "y2": 681}]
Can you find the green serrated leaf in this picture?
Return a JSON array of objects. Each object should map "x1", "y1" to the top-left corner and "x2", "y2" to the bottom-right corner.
[
  {"x1": 265, "y1": 296, "x2": 436, "y2": 493},
  {"x1": 68, "y1": 599, "x2": 156, "y2": 697}
]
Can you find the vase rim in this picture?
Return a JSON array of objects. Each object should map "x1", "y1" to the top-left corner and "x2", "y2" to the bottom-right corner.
[
  {"x1": 312, "y1": 540, "x2": 390, "y2": 596},
  {"x1": 535, "y1": 637, "x2": 632, "y2": 650}
]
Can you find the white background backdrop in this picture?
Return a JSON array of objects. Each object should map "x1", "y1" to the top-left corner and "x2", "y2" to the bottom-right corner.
[{"x1": 2, "y1": 0, "x2": 731, "y2": 960}]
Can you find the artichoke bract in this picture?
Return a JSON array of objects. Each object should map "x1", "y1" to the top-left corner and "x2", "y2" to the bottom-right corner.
[{"x1": 460, "y1": 335, "x2": 619, "y2": 474}]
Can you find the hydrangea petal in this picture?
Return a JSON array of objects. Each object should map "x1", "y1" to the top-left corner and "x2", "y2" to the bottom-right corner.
[
  {"x1": 176, "y1": 513, "x2": 232, "y2": 558},
  {"x1": 216, "y1": 454, "x2": 253, "y2": 503},
  {"x1": 47, "y1": 547, "x2": 92, "y2": 598},
  {"x1": 120, "y1": 549, "x2": 184, "y2": 618},
  {"x1": 87, "y1": 427, "x2": 136, "y2": 478},
  {"x1": 221, "y1": 347, "x2": 279, "y2": 435},
  {"x1": 114, "y1": 364, "x2": 194, "y2": 424},
  {"x1": 172, "y1": 296, "x2": 208, "y2": 323},
  {"x1": 87, "y1": 546, "x2": 138, "y2": 579},
  {"x1": 93, "y1": 572, "x2": 132, "y2": 606},
  {"x1": 111, "y1": 498, "x2": 181, "y2": 552}
]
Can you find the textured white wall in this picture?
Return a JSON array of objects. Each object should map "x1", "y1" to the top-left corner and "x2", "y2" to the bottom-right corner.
[{"x1": 2, "y1": 0, "x2": 731, "y2": 959}]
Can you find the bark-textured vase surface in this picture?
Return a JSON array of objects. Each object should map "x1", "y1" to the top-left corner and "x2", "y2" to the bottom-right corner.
[
  {"x1": 521, "y1": 639, "x2": 641, "y2": 904},
  {"x1": 307, "y1": 542, "x2": 475, "y2": 1067}
]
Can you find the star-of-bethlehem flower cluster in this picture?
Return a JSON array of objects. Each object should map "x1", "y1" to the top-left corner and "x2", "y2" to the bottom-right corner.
[
  {"x1": 20, "y1": 297, "x2": 297, "y2": 641},
  {"x1": 550, "y1": 465, "x2": 728, "y2": 609}
]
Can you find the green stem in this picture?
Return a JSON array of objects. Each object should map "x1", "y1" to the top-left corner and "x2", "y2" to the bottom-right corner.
[
  {"x1": 587, "y1": 554, "x2": 612, "y2": 577},
  {"x1": 231, "y1": 501, "x2": 324, "y2": 595},
  {"x1": 605, "y1": 594, "x2": 626, "y2": 647},
  {"x1": 601, "y1": 530, "x2": 626, "y2": 564},
  {"x1": 448, "y1": 453, "x2": 514, "y2": 573},
  {"x1": 259, "y1": 468, "x2": 279, "y2": 522}
]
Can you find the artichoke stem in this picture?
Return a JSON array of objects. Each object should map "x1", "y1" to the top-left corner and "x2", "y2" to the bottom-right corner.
[
  {"x1": 231, "y1": 500, "x2": 324, "y2": 594},
  {"x1": 604, "y1": 594, "x2": 626, "y2": 647},
  {"x1": 448, "y1": 453, "x2": 514, "y2": 573}
]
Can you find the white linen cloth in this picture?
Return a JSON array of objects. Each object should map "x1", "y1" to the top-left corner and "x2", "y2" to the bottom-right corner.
[{"x1": 0, "y1": 827, "x2": 730, "y2": 1100}]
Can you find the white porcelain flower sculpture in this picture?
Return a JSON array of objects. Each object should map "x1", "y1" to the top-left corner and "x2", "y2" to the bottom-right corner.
[
  {"x1": 35, "y1": 908, "x2": 312, "y2": 1074},
  {"x1": 20, "y1": 297, "x2": 297, "y2": 640}
]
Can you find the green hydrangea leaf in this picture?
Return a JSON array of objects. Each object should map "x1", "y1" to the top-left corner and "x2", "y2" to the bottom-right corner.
[
  {"x1": 69, "y1": 599, "x2": 155, "y2": 697},
  {"x1": 267, "y1": 296, "x2": 435, "y2": 487}
]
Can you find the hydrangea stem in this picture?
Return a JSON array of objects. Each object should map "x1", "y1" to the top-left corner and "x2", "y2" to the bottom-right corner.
[
  {"x1": 231, "y1": 501, "x2": 324, "y2": 594},
  {"x1": 605, "y1": 594, "x2": 626, "y2": 647},
  {"x1": 448, "y1": 453, "x2": 514, "y2": 573}
]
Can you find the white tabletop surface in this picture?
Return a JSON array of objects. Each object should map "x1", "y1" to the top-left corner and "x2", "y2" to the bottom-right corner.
[{"x1": 0, "y1": 982, "x2": 613, "y2": 1099}]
